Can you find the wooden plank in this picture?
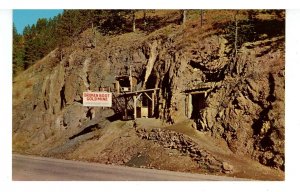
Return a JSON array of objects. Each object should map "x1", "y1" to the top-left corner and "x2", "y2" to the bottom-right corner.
[{"x1": 118, "y1": 88, "x2": 160, "y2": 96}]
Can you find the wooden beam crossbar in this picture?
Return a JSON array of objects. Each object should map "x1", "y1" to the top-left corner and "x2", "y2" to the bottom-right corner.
[
  {"x1": 117, "y1": 88, "x2": 160, "y2": 97},
  {"x1": 184, "y1": 88, "x2": 211, "y2": 94}
]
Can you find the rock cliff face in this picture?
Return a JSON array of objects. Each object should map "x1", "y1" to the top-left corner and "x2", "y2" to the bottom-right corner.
[{"x1": 13, "y1": 12, "x2": 285, "y2": 173}]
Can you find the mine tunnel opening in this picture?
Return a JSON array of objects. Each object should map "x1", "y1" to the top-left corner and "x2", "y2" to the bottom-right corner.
[
  {"x1": 190, "y1": 93, "x2": 207, "y2": 120},
  {"x1": 185, "y1": 91, "x2": 209, "y2": 131}
]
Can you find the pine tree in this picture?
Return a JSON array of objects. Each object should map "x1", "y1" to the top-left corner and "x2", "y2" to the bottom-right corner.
[
  {"x1": 13, "y1": 24, "x2": 24, "y2": 76},
  {"x1": 23, "y1": 24, "x2": 38, "y2": 69},
  {"x1": 98, "y1": 10, "x2": 129, "y2": 34}
]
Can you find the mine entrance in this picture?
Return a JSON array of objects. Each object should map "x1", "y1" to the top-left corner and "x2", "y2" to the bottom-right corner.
[
  {"x1": 184, "y1": 82, "x2": 213, "y2": 119},
  {"x1": 136, "y1": 95, "x2": 152, "y2": 118},
  {"x1": 190, "y1": 93, "x2": 206, "y2": 119},
  {"x1": 185, "y1": 92, "x2": 207, "y2": 119}
]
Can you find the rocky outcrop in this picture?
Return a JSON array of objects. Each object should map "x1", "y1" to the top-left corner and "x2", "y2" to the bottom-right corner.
[{"x1": 13, "y1": 14, "x2": 285, "y2": 172}]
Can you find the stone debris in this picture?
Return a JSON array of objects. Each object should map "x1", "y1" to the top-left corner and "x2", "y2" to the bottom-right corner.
[
  {"x1": 136, "y1": 128, "x2": 233, "y2": 173},
  {"x1": 222, "y1": 162, "x2": 234, "y2": 174}
]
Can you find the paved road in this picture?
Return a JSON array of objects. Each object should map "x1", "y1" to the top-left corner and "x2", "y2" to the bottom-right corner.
[{"x1": 12, "y1": 154, "x2": 248, "y2": 181}]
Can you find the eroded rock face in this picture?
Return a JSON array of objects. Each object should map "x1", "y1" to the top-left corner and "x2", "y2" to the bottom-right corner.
[
  {"x1": 138, "y1": 32, "x2": 284, "y2": 170},
  {"x1": 13, "y1": 19, "x2": 284, "y2": 171}
]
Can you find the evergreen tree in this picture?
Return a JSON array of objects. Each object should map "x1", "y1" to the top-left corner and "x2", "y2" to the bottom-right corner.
[
  {"x1": 23, "y1": 24, "x2": 38, "y2": 69},
  {"x1": 13, "y1": 9, "x2": 148, "y2": 75},
  {"x1": 13, "y1": 24, "x2": 24, "y2": 76},
  {"x1": 98, "y1": 10, "x2": 129, "y2": 34}
]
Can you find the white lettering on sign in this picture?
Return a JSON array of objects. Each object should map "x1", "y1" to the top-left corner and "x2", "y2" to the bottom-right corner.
[{"x1": 83, "y1": 92, "x2": 112, "y2": 107}]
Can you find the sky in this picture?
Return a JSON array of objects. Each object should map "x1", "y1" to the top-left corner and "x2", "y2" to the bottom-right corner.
[{"x1": 13, "y1": 9, "x2": 63, "y2": 34}]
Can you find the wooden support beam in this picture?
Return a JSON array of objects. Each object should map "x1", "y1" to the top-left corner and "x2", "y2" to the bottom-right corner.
[
  {"x1": 185, "y1": 95, "x2": 188, "y2": 117},
  {"x1": 133, "y1": 95, "x2": 137, "y2": 120},
  {"x1": 144, "y1": 92, "x2": 152, "y2": 101},
  {"x1": 137, "y1": 93, "x2": 143, "y2": 101},
  {"x1": 188, "y1": 94, "x2": 192, "y2": 118},
  {"x1": 113, "y1": 87, "x2": 160, "y2": 120},
  {"x1": 129, "y1": 65, "x2": 133, "y2": 92},
  {"x1": 118, "y1": 88, "x2": 160, "y2": 96},
  {"x1": 151, "y1": 92, "x2": 155, "y2": 117},
  {"x1": 115, "y1": 81, "x2": 120, "y2": 94},
  {"x1": 124, "y1": 96, "x2": 128, "y2": 120}
]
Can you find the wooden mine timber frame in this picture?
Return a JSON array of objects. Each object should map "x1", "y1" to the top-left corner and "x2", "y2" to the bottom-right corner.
[
  {"x1": 185, "y1": 90, "x2": 208, "y2": 118},
  {"x1": 117, "y1": 88, "x2": 160, "y2": 120},
  {"x1": 184, "y1": 83, "x2": 214, "y2": 118},
  {"x1": 114, "y1": 65, "x2": 160, "y2": 120},
  {"x1": 114, "y1": 65, "x2": 134, "y2": 94}
]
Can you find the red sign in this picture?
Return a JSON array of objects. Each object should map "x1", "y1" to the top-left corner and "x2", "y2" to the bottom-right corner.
[{"x1": 83, "y1": 92, "x2": 112, "y2": 107}]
